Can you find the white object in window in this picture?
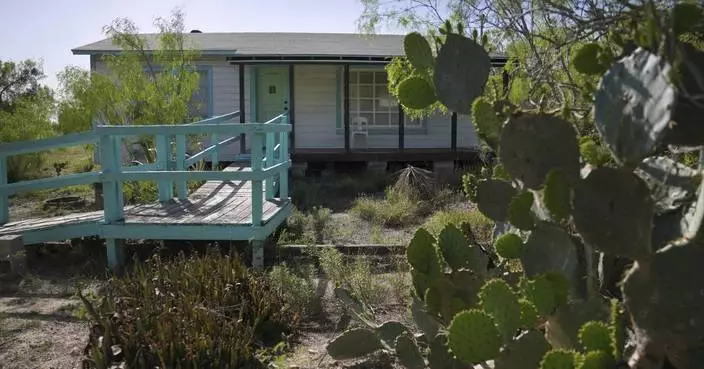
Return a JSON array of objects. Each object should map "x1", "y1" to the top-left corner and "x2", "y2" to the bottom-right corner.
[
  {"x1": 349, "y1": 69, "x2": 421, "y2": 128},
  {"x1": 351, "y1": 116, "x2": 369, "y2": 149}
]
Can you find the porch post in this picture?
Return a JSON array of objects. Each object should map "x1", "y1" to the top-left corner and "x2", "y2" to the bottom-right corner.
[
  {"x1": 398, "y1": 104, "x2": 405, "y2": 152},
  {"x1": 451, "y1": 112, "x2": 458, "y2": 153},
  {"x1": 288, "y1": 64, "x2": 295, "y2": 153},
  {"x1": 343, "y1": 64, "x2": 350, "y2": 153},
  {"x1": 239, "y1": 64, "x2": 246, "y2": 155}
]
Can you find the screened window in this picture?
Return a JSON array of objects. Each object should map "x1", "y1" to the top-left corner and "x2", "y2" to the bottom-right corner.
[{"x1": 349, "y1": 69, "x2": 421, "y2": 128}]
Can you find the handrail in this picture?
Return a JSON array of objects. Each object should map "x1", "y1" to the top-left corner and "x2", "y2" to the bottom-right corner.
[{"x1": 0, "y1": 110, "x2": 291, "y2": 244}]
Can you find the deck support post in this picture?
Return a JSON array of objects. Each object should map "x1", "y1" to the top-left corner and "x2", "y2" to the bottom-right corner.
[
  {"x1": 106, "y1": 238, "x2": 125, "y2": 272},
  {"x1": 251, "y1": 239, "x2": 264, "y2": 268},
  {"x1": 251, "y1": 133, "x2": 264, "y2": 226},
  {"x1": 0, "y1": 155, "x2": 8, "y2": 225},
  {"x1": 279, "y1": 121, "x2": 289, "y2": 200},
  {"x1": 156, "y1": 135, "x2": 173, "y2": 202}
]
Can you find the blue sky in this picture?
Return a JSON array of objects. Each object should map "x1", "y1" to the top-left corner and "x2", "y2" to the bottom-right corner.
[{"x1": 0, "y1": 0, "x2": 405, "y2": 90}]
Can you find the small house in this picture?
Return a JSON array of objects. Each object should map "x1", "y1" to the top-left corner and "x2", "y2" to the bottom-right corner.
[{"x1": 72, "y1": 32, "x2": 508, "y2": 174}]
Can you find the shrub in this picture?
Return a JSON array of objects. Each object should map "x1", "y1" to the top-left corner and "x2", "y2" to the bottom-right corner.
[
  {"x1": 277, "y1": 206, "x2": 334, "y2": 245},
  {"x1": 423, "y1": 208, "x2": 494, "y2": 246},
  {"x1": 122, "y1": 180, "x2": 158, "y2": 204},
  {"x1": 316, "y1": 247, "x2": 387, "y2": 307},
  {"x1": 267, "y1": 263, "x2": 320, "y2": 317},
  {"x1": 351, "y1": 188, "x2": 420, "y2": 228},
  {"x1": 79, "y1": 251, "x2": 300, "y2": 369}
]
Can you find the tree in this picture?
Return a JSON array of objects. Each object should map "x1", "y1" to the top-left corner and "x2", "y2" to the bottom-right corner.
[
  {"x1": 57, "y1": 7, "x2": 203, "y2": 135},
  {"x1": 0, "y1": 61, "x2": 55, "y2": 181},
  {"x1": 0, "y1": 59, "x2": 44, "y2": 112}
]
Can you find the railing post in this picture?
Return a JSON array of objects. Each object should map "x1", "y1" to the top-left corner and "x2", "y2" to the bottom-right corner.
[
  {"x1": 155, "y1": 135, "x2": 173, "y2": 202},
  {"x1": 175, "y1": 134, "x2": 187, "y2": 200},
  {"x1": 251, "y1": 132, "x2": 264, "y2": 226},
  {"x1": 279, "y1": 116, "x2": 289, "y2": 201},
  {"x1": 0, "y1": 155, "x2": 8, "y2": 225},
  {"x1": 100, "y1": 134, "x2": 125, "y2": 272},
  {"x1": 265, "y1": 131, "x2": 275, "y2": 200},
  {"x1": 211, "y1": 132, "x2": 219, "y2": 169}
]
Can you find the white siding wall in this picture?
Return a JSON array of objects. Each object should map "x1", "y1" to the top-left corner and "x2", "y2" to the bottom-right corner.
[{"x1": 293, "y1": 65, "x2": 343, "y2": 148}]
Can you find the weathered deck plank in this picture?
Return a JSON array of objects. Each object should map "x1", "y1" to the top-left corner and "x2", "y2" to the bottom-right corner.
[{"x1": 0, "y1": 164, "x2": 285, "y2": 238}]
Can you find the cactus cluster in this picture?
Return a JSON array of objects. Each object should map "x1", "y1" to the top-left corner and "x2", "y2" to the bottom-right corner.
[{"x1": 327, "y1": 5, "x2": 704, "y2": 367}]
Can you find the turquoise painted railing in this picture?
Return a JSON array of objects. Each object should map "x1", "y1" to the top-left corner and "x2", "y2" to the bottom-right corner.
[{"x1": 0, "y1": 111, "x2": 292, "y2": 266}]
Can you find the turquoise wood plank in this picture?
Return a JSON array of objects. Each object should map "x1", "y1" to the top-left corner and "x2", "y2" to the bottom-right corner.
[
  {"x1": 175, "y1": 135, "x2": 187, "y2": 200},
  {"x1": 255, "y1": 201, "x2": 293, "y2": 239},
  {"x1": 250, "y1": 133, "x2": 264, "y2": 226},
  {"x1": 100, "y1": 135, "x2": 125, "y2": 222},
  {"x1": 185, "y1": 135, "x2": 241, "y2": 166},
  {"x1": 101, "y1": 223, "x2": 270, "y2": 240},
  {"x1": 187, "y1": 111, "x2": 239, "y2": 126},
  {"x1": 20, "y1": 222, "x2": 101, "y2": 245},
  {"x1": 0, "y1": 172, "x2": 100, "y2": 197},
  {"x1": 95, "y1": 123, "x2": 291, "y2": 136},
  {"x1": 122, "y1": 163, "x2": 160, "y2": 172},
  {"x1": 106, "y1": 238, "x2": 125, "y2": 271},
  {"x1": 265, "y1": 132, "x2": 275, "y2": 200},
  {"x1": 279, "y1": 130, "x2": 289, "y2": 201},
  {"x1": 0, "y1": 155, "x2": 7, "y2": 225},
  {"x1": 210, "y1": 133, "x2": 219, "y2": 167},
  {"x1": 0, "y1": 131, "x2": 97, "y2": 156},
  {"x1": 155, "y1": 135, "x2": 173, "y2": 202},
  {"x1": 103, "y1": 162, "x2": 290, "y2": 182}
]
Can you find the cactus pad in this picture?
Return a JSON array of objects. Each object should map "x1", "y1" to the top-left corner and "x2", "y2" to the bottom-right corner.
[
  {"x1": 521, "y1": 223, "x2": 579, "y2": 281},
  {"x1": 545, "y1": 299, "x2": 609, "y2": 349},
  {"x1": 433, "y1": 33, "x2": 491, "y2": 114},
  {"x1": 404, "y1": 32, "x2": 434, "y2": 70},
  {"x1": 622, "y1": 243, "x2": 704, "y2": 345},
  {"x1": 572, "y1": 166, "x2": 654, "y2": 259},
  {"x1": 476, "y1": 179, "x2": 517, "y2": 222},
  {"x1": 499, "y1": 114, "x2": 581, "y2": 189},
  {"x1": 406, "y1": 228, "x2": 441, "y2": 276},
  {"x1": 493, "y1": 163, "x2": 511, "y2": 181},
  {"x1": 494, "y1": 330, "x2": 551, "y2": 369},
  {"x1": 326, "y1": 328, "x2": 383, "y2": 359},
  {"x1": 572, "y1": 43, "x2": 607, "y2": 76},
  {"x1": 576, "y1": 351, "x2": 612, "y2": 369},
  {"x1": 376, "y1": 321, "x2": 410, "y2": 347},
  {"x1": 664, "y1": 43, "x2": 704, "y2": 146},
  {"x1": 472, "y1": 97, "x2": 503, "y2": 149},
  {"x1": 447, "y1": 309, "x2": 502, "y2": 364},
  {"x1": 452, "y1": 270, "x2": 483, "y2": 307},
  {"x1": 578, "y1": 321, "x2": 612, "y2": 353},
  {"x1": 635, "y1": 156, "x2": 699, "y2": 213},
  {"x1": 522, "y1": 275, "x2": 558, "y2": 316},
  {"x1": 508, "y1": 191, "x2": 536, "y2": 230},
  {"x1": 438, "y1": 223, "x2": 483, "y2": 271},
  {"x1": 519, "y1": 299, "x2": 540, "y2": 329},
  {"x1": 479, "y1": 279, "x2": 522, "y2": 343},
  {"x1": 411, "y1": 297, "x2": 439, "y2": 339},
  {"x1": 428, "y1": 334, "x2": 460, "y2": 369},
  {"x1": 543, "y1": 169, "x2": 572, "y2": 222},
  {"x1": 398, "y1": 76, "x2": 438, "y2": 109},
  {"x1": 395, "y1": 332, "x2": 426, "y2": 369},
  {"x1": 539, "y1": 349, "x2": 578, "y2": 369},
  {"x1": 494, "y1": 233, "x2": 523, "y2": 259},
  {"x1": 593, "y1": 47, "x2": 676, "y2": 165}
]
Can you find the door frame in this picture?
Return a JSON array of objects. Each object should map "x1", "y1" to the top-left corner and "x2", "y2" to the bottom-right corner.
[{"x1": 249, "y1": 65, "x2": 291, "y2": 123}]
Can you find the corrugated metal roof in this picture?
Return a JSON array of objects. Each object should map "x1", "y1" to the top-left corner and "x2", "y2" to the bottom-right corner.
[{"x1": 71, "y1": 32, "x2": 506, "y2": 59}]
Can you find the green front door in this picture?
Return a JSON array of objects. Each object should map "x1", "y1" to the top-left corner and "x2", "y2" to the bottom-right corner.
[{"x1": 256, "y1": 66, "x2": 289, "y2": 122}]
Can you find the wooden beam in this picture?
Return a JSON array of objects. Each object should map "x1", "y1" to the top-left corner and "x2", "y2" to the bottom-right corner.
[
  {"x1": 239, "y1": 64, "x2": 246, "y2": 154},
  {"x1": 288, "y1": 64, "x2": 295, "y2": 152},
  {"x1": 343, "y1": 64, "x2": 350, "y2": 153},
  {"x1": 451, "y1": 112, "x2": 458, "y2": 153},
  {"x1": 502, "y1": 69, "x2": 510, "y2": 97},
  {"x1": 398, "y1": 104, "x2": 405, "y2": 152}
]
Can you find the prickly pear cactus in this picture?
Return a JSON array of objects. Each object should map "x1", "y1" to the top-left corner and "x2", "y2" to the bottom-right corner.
[
  {"x1": 540, "y1": 349, "x2": 578, "y2": 369},
  {"x1": 478, "y1": 279, "x2": 522, "y2": 342},
  {"x1": 472, "y1": 97, "x2": 503, "y2": 149},
  {"x1": 476, "y1": 179, "x2": 517, "y2": 221},
  {"x1": 499, "y1": 114, "x2": 581, "y2": 190},
  {"x1": 403, "y1": 32, "x2": 434, "y2": 70},
  {"x1": 398, "y1": 76, "x2": 438, "y2": 109},
  {"x1": 493, "y1": 233, "x2": 523, "y2": 259},
  {"x1": 593, "y1": 47, "x2": 677, "y2": 165},
  {"x1": 447, "y1": 309, "x2": 502, "y2": 364},
  {"x1": 433, "y1": 33, "x2": 491, "y2": 114}
]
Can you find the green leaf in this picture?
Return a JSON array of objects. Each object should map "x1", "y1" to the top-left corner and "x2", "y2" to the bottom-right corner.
[
  {"x1": 593, "y1": 48, "x2": 676, "y2": 165},
  {"x1": 398, "y1": 76, "x2": 437, "y2": 109},
  {"x1": 404, "y1": 32, "x2": 434, "y2": 70},
  {"x1": 572, "y1": 43, "x2": 608, "y2": 76},
  {"x1": 479, "y1": 279, "x2": 522, "y2": 343},
  {"x1": 433, "y1": 33, "x2": 491, "y2": 114},
  {"x1": 476, "y1": 179, "x2": 517, "y2": 222},
  {"x1": 508, "y1": 191, "x2": 535, "y2": 230},
  {"x1": 326, "y1": 328, "x2": 383, "y2": 360}
]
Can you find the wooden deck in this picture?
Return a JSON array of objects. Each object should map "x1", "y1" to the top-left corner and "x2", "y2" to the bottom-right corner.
[{"x1": 0, "y1": 164, "x2": 290, "y2": 245}]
